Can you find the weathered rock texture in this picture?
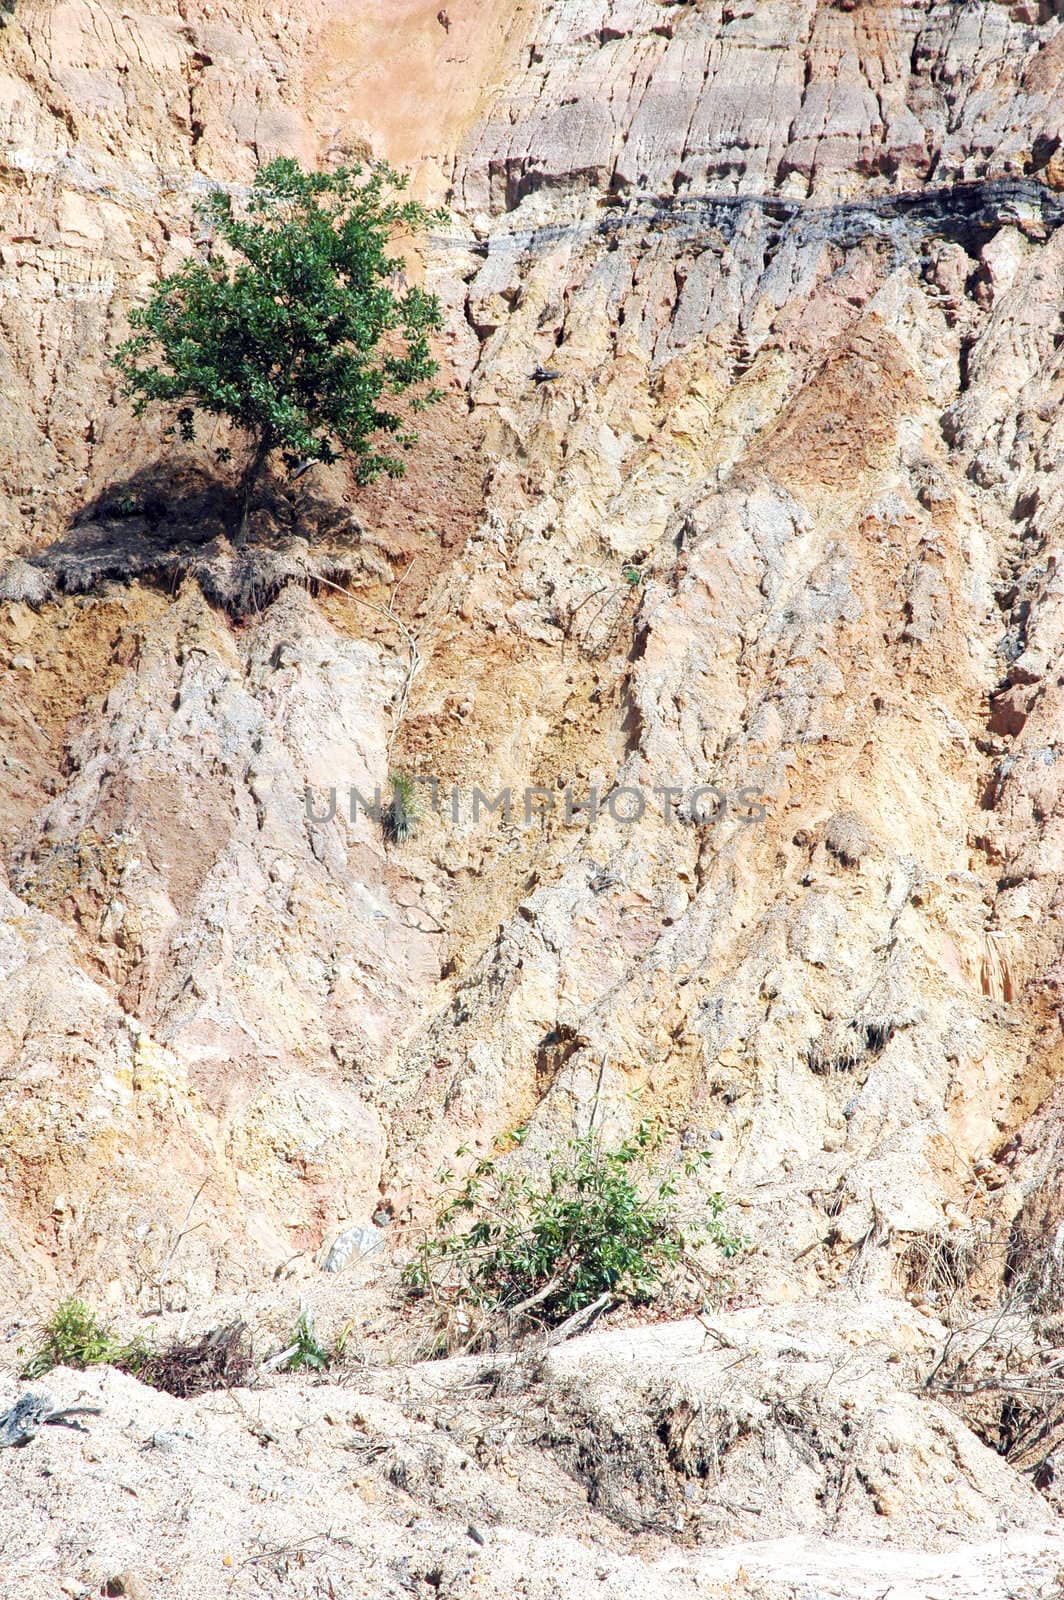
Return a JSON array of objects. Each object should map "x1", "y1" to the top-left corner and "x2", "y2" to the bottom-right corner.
[
  {"x1": 6, "y1": 1336, "x2": 1064, "y2": 1600},
  {"x1": 4, "y1": 1, "x2": 1064, "y2": 1595}
]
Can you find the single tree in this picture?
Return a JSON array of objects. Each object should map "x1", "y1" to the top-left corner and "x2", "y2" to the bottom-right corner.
[{"x1": 113, "y1": 157, "x2": 445, "y2": 540}]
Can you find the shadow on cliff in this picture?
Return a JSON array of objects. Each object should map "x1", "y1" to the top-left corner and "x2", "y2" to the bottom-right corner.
[{"x1": 3, "y1": 460, "x2": 386, "y2": 619}]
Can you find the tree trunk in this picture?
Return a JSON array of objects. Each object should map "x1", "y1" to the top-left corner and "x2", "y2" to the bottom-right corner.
[{"x1": 235, "y1": 434, "x2": 271, "y2": 546}]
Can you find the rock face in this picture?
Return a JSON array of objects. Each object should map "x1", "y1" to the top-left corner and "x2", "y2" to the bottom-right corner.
[{"x1": 4, "y1": 0, "x2": 1064, "y2": 1594}]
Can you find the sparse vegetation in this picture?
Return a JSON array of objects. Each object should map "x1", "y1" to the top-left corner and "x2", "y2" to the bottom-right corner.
[
  {"x1": 20, "y1": 1298, "x2": 146, "y2": 1380},
  {"x1": 139, "y1": 1320, "x2": 254, "y2": 1397},
  {"x1": 113, "y1": 157, "x2": 446, "y2": 539},
  {"x1": 922, "y1": 1264, "x2": 1064, "y2": 1493},
  {"x1": 284, "y1": 1308, "x2": 330, "y2": 1373},
  {"x1": 403, "y1": 1123, "x2": 744, "y2": 1333},
  {"x1": 21, "y1": 1300, "x2": 256, "y2": 1397},
  {"x1": 382, "y1": 770, "x2": 419, "y2": 844}
]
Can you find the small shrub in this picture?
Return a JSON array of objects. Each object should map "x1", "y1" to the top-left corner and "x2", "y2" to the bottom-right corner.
[
  {"x1": 20, "y1": 1298, "x2": 146, "y2": 1380},
  {"x1": 403, "y1": 1123, "x2": 743, "y2": 1328},
  {"x1": 284, "y1": 1308, "x2": 330, "y2": 1372},
  {"x1": 382, "y1": 771, "x2": 418, "y2": 844}
]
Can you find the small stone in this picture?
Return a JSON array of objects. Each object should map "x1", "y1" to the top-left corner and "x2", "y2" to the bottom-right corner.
[
  {"x1": 147, "y1": 1430, "x2": 184, "y2": 1454},
  {"x1": 102, "y1": 1574, "x2": 147, "y2": 1600},
  {"x1": 322, "y1": 1223, "x2": 383, "y2": 1273},
  {"x1": 824, "y1": 810, "x2": 873, "y2": 866},
  {"x1": 0, "y1": 1393, "x2": 55, "y2": 1447}
]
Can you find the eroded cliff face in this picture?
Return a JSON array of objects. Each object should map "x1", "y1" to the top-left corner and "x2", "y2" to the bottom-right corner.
[{"x1": 5, "y1": 3, "x2": 1064, "y2": 1596}]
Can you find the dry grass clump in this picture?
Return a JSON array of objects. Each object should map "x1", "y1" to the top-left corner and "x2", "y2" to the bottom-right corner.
[
  {"x1": 805, "y1": 1020, "x2": 866, "y2": 1075},
  {"x1": 139, "y1": 1320, "x2": 255, "y2": 1397},
  {"x1": 900, "y1": 1224, "x2": 985, "y2": 1313},
  {"x1": 901, "y1": 1154, "x2": 1064, "y2": 1503},
  {"x1": 923, "y1": 1297, "x2": 1064, "y2": 1490}
]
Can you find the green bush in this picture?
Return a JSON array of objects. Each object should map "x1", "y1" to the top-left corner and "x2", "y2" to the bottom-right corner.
[
  {"x1": 403, "y1": 1123, "x2": 743, "y2": 1325},
  {"x1": 284, "y1": 1308, "x2": 330, "y2": 1373},
  {"x1": 20, "y1": 1298, "x2": 146, "y2": 1380}
]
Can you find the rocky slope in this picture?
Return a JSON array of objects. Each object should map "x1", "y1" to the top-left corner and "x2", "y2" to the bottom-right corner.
[{"x1": 4, "y1": 1, "x2": 1064, "y2": 1595}]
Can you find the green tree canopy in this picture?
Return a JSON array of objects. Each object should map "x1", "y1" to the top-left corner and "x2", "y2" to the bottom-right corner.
[{"x1": 113, "y1": 157, "x2": 446, "y2": 534}]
